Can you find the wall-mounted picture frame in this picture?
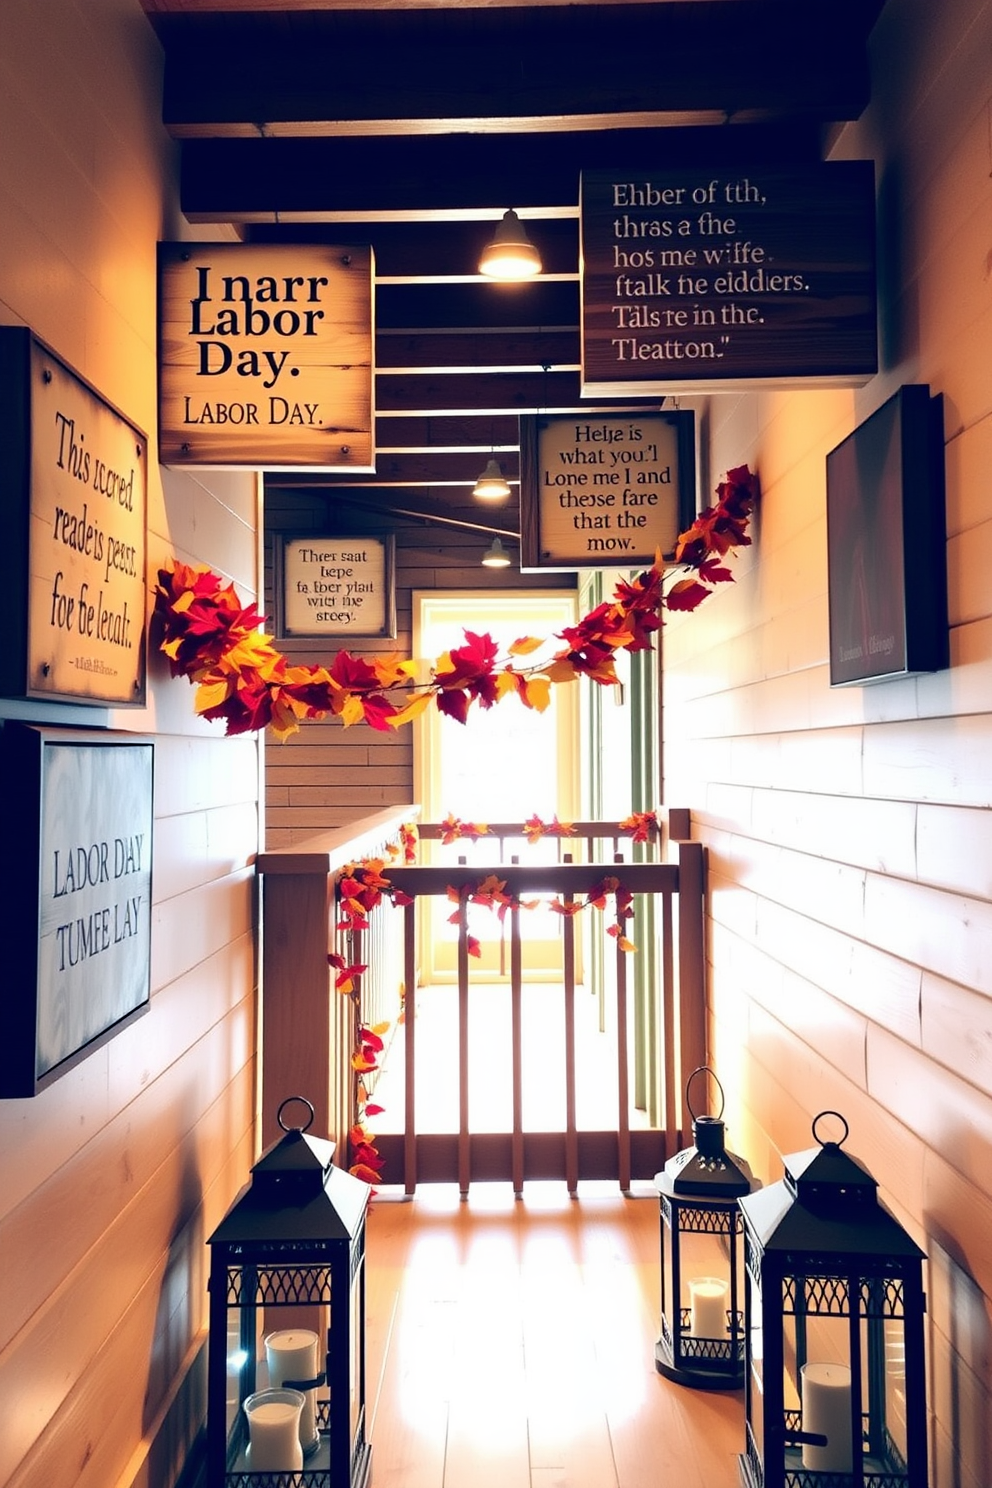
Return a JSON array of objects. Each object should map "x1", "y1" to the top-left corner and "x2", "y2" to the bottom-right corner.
[
  {"x1": 0, "y1": 724, "x2": 154, "y2": 1097},
  {"x1": 826, "y1": 384, "x2": 948, "y2": 686},
  {"x1": 519, "y1": 409, "x2": 696, "y2": 572},
  {"x1": 274, "y1": 533, "x2": 397, "y2": 639},
  {"x1": 0, "y1": 327, "x2": 148, "y2": 707}
]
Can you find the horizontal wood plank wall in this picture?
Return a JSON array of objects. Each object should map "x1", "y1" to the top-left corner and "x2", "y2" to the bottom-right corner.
[
  {"x1": 263, "y1": 492, "x2": 574, "y2": 846},
  {"x1": 662, "y1": 4, "x2": 992, "y2": 1486},
  {"x1": 0, "y1": 5, "x2": 261, "y2": 1487}
]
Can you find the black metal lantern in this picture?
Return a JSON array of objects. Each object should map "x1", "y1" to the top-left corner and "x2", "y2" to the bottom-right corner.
[
  {"x1": 738, "y1": 1112, "x2": 928, "y2": 1488},
  {"x1": 206, "y1": 1097, "x2": 372, "y2": 1488},
  {"x1": 654, "y1": 1067, "x2": 756, "y2": 1389}
]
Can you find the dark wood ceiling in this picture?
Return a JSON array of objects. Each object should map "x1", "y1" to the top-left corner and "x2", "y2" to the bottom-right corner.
[{"x1": 142, "y1": 0, "x2": 885, "y2": 541}]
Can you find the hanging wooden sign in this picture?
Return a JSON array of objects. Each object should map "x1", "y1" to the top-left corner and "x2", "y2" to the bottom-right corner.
[
  {"x1": 158, "y1": 241, "x2": 374, "y2": 470},
  {"x1": 519, "y1": 410, "x2": 695, "y2": 571},
  {"x1": 581, "y1": 162, "x2": 876, "y2": 395},
  {"x1": 0, "y1": 328, "x2": 147, "y2": 706},
  {"x1": 275, "y1": 534, "x2": 396, "y2": 638}
]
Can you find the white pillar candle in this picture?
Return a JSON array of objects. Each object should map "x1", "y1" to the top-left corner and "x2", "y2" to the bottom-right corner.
[
  {"x1": 801, "y1": 1361, "x2": 854, "y2": 1472},
  {"x1": 688, "y1": 1277, "x2": 729, "y2": 1337},
  {"x1": 244, "y1": 1389, "x2": 305, "y2": 1472},
  {"x1": 265, "y1": 1328, "x2": 320, "y2": 1453}
]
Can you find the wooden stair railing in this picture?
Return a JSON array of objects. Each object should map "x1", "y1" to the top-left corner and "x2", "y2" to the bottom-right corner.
[{"x1": 256, "y1": 810, "x2": 705, "y2": 1192}]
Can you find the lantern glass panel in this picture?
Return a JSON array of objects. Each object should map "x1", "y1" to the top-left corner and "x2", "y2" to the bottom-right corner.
[
  {"x1": 679, "y1": 1222, "x2": 734, "y2": 1343},
  {"x1": 884, "y1": 1316, "x2": 908, "y2": 1466},
  {"x1": 747, "y1": 1268, "x2": 765, "y2": 1463}
]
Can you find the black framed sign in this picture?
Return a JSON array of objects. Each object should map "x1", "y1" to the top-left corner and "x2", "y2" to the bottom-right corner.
[
  {"x1": 826, "y1": 384, "x2": 948, "y2": 686},
  {"x1": 0, "y1": 328, "x2": 148, "y2": 706},
  {"x1": 519, "y1": 410, "x2": 696, "y2": 571},
  {"x1": 0, "y1": 724, "x2": 154, "y2": 1097},
  {"x1": 274, "y1": 534, "x2": 396, "y2": 638}
]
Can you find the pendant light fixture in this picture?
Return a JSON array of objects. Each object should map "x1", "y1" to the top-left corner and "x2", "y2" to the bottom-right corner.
[
  {"x1": 472, "y1": 457, "x2": 512, "y2": 501},
  {"x1": 481, "y1": 536, "x2": 512, "y2": 568},
  {"x1": 478, "y1": 209, "x2": 542, "y2": 280}
]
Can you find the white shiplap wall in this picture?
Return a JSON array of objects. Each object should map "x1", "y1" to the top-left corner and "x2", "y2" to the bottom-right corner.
[{"x1": 664, "y1": 3, "x2": 992, "y2": 1485}]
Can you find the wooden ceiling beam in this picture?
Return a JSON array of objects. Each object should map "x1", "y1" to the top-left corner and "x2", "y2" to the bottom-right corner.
[
  {"x1": 181, "y1": 123, "x2": 825, "y2": 221},
  {"x1": 157, "y1": 2, "x2": 876, "y2": 137}
]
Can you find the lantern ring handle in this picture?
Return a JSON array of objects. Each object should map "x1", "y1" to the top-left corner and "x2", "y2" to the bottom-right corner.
[
  {"x1": 685, "y1": 1065, "x2": 725, "y2": 1123},
  {"x1": 812, "y1": 1110, "x2": 849, "y2": 1147},
  {"x1": 277, "y1": 1095, "x2": 316, "y2": 1133}
]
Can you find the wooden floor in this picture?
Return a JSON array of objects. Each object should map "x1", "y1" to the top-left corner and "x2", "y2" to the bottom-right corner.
[{"x1": 364, "y1": 1181, "x2": 745, "y2": 1488}]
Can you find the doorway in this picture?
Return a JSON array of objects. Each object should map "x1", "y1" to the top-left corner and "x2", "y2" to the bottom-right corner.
[{"x1": 412, "y1": 589, "x2": 579, "y2": 982}]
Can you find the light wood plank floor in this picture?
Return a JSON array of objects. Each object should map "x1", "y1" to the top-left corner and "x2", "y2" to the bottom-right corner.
[{"x1": 364, "y1": 1181, "x2": 745, "y2": 1488}]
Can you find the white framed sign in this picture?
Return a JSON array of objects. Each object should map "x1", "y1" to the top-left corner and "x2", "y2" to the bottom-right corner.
[{"x1": 275, "y1": 534, "x2": 396, "y2": 638}]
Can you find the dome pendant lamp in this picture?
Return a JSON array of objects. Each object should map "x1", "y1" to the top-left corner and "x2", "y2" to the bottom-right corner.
[
  {"x1": 478, "y1": 209, "x2": 542, "y2": 280},
  {"x1": 481, "y1": 537, "x2": 512, "y2": 568},
  {"x1": 472, "y1": 457, "x2": 512, "y2": 502}
]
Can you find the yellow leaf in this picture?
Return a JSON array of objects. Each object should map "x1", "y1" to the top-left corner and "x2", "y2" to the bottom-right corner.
[
  {"x1": 171, "y1": 589, "x2": 195, "y2": 614},
  {"x1": 162, "y1": 637, "x2": 182, "y2": 660},
  {"x1": 339, "y1": 694, "x2": 366, "y2": 728},
  {"x1": 523, "y1": 676, "x2": 551, "y2": 712},
  {"x1": 544, "y1": 659, "x2": 579, "y2": 683},
  {"x1": 508, "y1": 635, "x2": 545, "y2": 656},
  {"x1": 386, "y1": 691, "x2": 434, "y2": 728},
  {"x1": 194, "y1": 679, "x2": 232, "y2": 713},
  {"x1": 618, "y1": 936, "x2": 637, "y2": 954},
  {"x1": 370, "y1": 1021, "x2": 391, "y2": 1036},
  {"x1": 495, "y1": 671, "x2": 520, "y2": 700},
  {"x1": 373, "y1": 654, "x2": 419, "y2": 688}
]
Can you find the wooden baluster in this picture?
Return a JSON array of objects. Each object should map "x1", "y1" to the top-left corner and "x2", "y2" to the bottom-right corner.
[
  {"x1": 403, "y1": 897, "x2": 417, "y2": 1196},
  {"x1": 661, "y1": 890, "x2": 677, "y2": 1142},
  {"x1": 614, "y1": 852, "x2": 631, "y2": 1193},
  {"x1": 457, "y1": 883, "x2": 471, "y2": 1198},
  {"x1": 562, "y1": 852, "x2": 578, "y2": 1196},
  {"x1": 615, "y1": 929, "x2": 631, "y2": 1193},
  {"x1": 676, "y1": 840, "x2": 706, "y2": 1146},
  {"x1": 510, "y1": 856, "x2": 524, "y2": 1198}
]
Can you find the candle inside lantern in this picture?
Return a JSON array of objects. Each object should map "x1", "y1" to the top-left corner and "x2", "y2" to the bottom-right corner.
[
  {"x1": 801, "y1": 1361, "x2": 854, "y2": 1472},
  {"x1": 243, "y1": 1388, "x2": 305, "y2": 1472},
  {"x1": 265, "y1": 1328, "x2": 320, "y2": 1453},
  {"x1": 688, "y1": 1277, "x2": 729, "y2": 1337}
]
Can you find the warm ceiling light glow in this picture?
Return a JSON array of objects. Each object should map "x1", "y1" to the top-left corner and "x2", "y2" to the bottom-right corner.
[
  {"x1": 472, "y1": 457, "x2": 512, "y2": 501},
  {"x1": 481, "y1": 537, "x2": 512, "y2": 568},
  {"x1": 478, "y1": 209, "x2": 543, "y2": 280}
]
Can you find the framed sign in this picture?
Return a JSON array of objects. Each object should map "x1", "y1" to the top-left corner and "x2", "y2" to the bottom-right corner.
[
  {"x1": 826, "y1": 385, "x2": 948, "y2": 686},
  {"x1": 0, "y1": 328, "x2": 147, "y2": 706},
  {"x1": 519, "y1": 411, "x2": 695, "y2": 571},
  {"x1": 581, "y1": 162, "x2": 877, "y2": 395},
  {"x1": 275, "y1": 534, "x2": 396, "y2": 638},
  {"x1": 0, "y1": 724, "x2": 154, "y2": 1097},
  {"x1": 158, "y1": 241, "x2": 375, "y2": 470}
]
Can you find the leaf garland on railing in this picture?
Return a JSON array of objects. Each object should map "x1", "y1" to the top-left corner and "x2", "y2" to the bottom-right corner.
[
  {"x1": 152, "y1": 466, "x2": 756, "y2": 742},
  {"x1": 330, "y1": 828, "x2": 647, "y2": 1182}
]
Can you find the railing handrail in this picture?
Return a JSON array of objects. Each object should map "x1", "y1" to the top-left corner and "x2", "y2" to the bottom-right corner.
[
  {"x1": 385, "y1": 862, "x2": 678, "y2": 895},
  {"x1": 257, "y1": 805, "x2": 420, "y2": 876}
]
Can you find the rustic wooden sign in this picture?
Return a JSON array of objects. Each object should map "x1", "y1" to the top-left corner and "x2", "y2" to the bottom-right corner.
[
  {"x1": 520, "y1": 411, "x2": 695, "y2": 571},
  {"x1": 581, "y1": 162, "x2": 877, "y2": 394},
  {"x1": 158, "y1": 242, "x2": 374, "y2": 469},
  {"x1": 0, "y1": 328, "x2": 147, "y2": 706},
  {"x1": 0, "y1": 725, "x2": 153, "y2": 1097},
  {"x1": 275, "y1": 534, "x2": 396, "y2": 638}
]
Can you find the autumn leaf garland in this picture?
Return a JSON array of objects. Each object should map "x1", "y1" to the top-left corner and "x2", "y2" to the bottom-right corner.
[{"x1": 152, "y1": 466, "x2": 757, "y2": 742}]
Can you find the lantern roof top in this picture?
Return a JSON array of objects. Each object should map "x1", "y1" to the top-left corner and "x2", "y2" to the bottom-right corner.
[
  {"x1": 657, "y1": 1114, "x2": 756, "y2": 1199},
  {"x1": 739, "y1": 1112, "x2": 925, "y2": 1262},
  {"x1": 208, "y1": 1101, "x2": 371, "y2": 1248}
]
